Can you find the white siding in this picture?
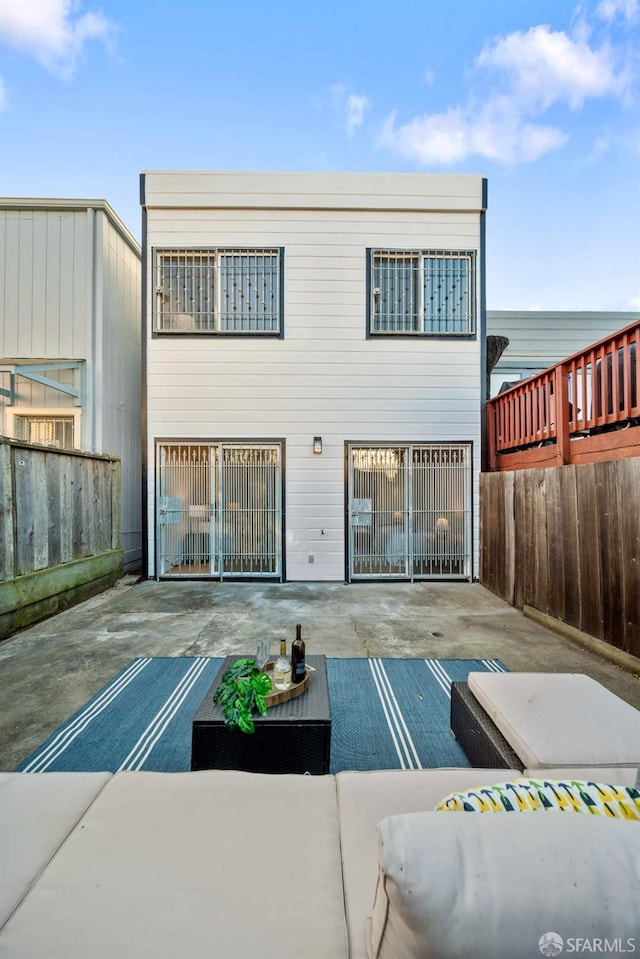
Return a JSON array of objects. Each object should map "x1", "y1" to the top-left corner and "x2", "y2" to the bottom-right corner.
[
  {"x1": 142, "y1": 170, "x2": 485, "y2": 213},
  {"x1": 144, "y1": 172, "x2": 486, "y2": 581},
  {"x1": 0, "y1": 208, "x2": 89, "y2": 360},
  {"x1": 98, "y1": 212, "x2": 143, "y2": 567},
  {"x1": 487, "y1": 310, "x2": 639, "y2": 394},
  {"x1": 0, "y1": 200, "x2": 142, "y2": 568}
]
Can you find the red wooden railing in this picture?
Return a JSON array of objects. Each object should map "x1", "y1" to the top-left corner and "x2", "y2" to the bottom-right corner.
[{"x1": 487, "y1": 320, "x2": 640, "y2": 471}]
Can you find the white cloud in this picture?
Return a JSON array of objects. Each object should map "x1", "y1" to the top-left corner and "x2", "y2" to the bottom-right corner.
[
  {"x1": 630, "y1": 296, "x2": 640, "y2": 310},
  {"x1": 379, "y1": 101, "x2": 568, "y2": 165},
  {"x1": 596, "y1": 0, "x2": 639, "y2": 22},
  {"x1": 0, "y1": 0, "x2": 114, "y2": 79},
  {"x1": 590, "y1": 132, "x2": 612, "y2": 158},
  {"x1": 380, "y1": 19, "x2": 633, "y2": 167},
  {"x1": 475, "y1": 24, "x2": 629, "y2": 110},
  {"x1": 345, "y1": 93, "x2": 370, "y2": 135},
  {"x1": 331, "y1": 83, "x2": 370, "y2": 136}
]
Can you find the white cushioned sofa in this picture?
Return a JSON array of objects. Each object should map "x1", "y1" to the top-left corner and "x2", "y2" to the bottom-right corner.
[{"x1": 2, "y1": 764, "x2": 639, "y2": 959}]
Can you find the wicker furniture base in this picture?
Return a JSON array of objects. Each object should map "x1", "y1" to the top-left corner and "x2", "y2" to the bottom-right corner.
[
  {"x1": 451, "y1": 682, "x2": 524, "y2": 771},
  {"x1": 191, "y1": 654, "x2": 331, "y2": 775}
]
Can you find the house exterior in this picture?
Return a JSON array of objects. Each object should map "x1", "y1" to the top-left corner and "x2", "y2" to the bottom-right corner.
[
  {"x1": 141, "y1": 171, "x2": 487, "y2": 582},
  {"x1": 0, "y1": 198, "x2": 142, "y2": 569},
  {"x1": 487, "y1": 310, "x2": 639, "y2": 396}
]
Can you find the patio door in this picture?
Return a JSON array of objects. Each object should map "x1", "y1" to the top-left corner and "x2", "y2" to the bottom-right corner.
[
  {"x1": 347, "y1": 443, "x2": 471, "y2": 581},
  {"x1": 156, "y1": 442, "x2": 283, "y2": 579}
]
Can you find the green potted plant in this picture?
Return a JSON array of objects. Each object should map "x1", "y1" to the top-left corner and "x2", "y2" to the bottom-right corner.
[{"x1": 213, "y1": 658, "x2": 272, "y2": 734}]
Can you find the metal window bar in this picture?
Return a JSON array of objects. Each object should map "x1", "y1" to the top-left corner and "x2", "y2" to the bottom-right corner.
[
  {"x1": 156, "y1": 442, "x2": 281, "y2": 578},
  {"x1": 349, "y1": 443, "x2": 471, "y2": 581},
  {"x1": 372, "y1": 253, "x2": 419, "y2": 332},
  {"x1": 221, "y1": 445, "x2": 281, "y2": 575},
  {"x1": 14, "y1": 415, "x2": 75, "y2": 450},
  {"x1": 219, "y1": 252, "x2": 279, "y2": 332},
  {"x1": 350, "y1": 446, "x2": 408, "y2": 577},
  {"x1": 423, "y1": 253, "x2": 474, "y2": 334},
  {"x1": 157, "y1": 444, "x2": 215, "y2": 575},
  {"x1": 155, "y1": 249, "x2": 279, "y2": 333},
  {"x1": 371, "y1": 250, "x2": 475, "y2": 335}
]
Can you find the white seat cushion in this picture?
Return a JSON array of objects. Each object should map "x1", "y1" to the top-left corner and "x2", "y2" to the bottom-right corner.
[
  {"x1": 468, "y1": 672, "x2": 640, "y2": 769},
  {"x1": 0, "y1": 770, "x2": 348, "y2": 959},
  {"x1": 367, "y1": 811, "x2": 640, "y2": 959},
  {"x1": 336, "y1": 768, "x2": 521, "y2": 959},
  {"x1": 524, "y1": 766, "x2": 639, "y2": 787},
  {"x1": 0, "y1": 772, "x2": 110, "y2": 931}
]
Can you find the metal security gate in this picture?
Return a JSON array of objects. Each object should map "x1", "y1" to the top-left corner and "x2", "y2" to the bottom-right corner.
[
  {"x1": 347, "y1": 443, "x2": 471, "y2": 581},
  {"x1": 156, "y1": 442, "x2": 282, "y2": 579}
]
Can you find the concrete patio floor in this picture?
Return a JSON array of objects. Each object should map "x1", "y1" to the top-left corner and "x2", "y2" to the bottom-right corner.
[{"x1": 1, "y1": 576, "x2": 638, "y2": 770}]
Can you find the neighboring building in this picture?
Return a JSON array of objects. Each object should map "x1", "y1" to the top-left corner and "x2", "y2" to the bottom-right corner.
[
  {"x1": 0, "y1": 198, "x2": 142, "y2": 569},
  {"x1": 487, "y1": 310, "x2": 639, "y2": 396},
  {"x1": 141, "y1": 171, "x2": 487, "y2": 583}
]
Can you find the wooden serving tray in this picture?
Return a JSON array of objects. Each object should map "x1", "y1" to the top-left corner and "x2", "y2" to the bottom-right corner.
[{"x1": 263, "y1": 663, "x2": 310, "y2": 706}]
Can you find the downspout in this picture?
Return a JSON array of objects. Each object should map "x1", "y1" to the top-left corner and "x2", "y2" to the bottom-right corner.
[
  {"x1": 92, "y1": 210, "x2": 104, "y2": 452},
  {"x1": 84, "y1": 208, "x2": 96, "y2": 451},
  {"x1": 478, "y1": 178, "x2": 488, "y2": 583},
  {"x1": 479, "y1": 178, "x2": 488, "y2": 474},
  {"x1": 139, "y1": 173, "x2": 150, "y2": 578}
]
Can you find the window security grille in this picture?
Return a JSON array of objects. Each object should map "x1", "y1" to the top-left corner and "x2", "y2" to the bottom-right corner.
[
  {"x1": 348, "y1": 443, "x2": 471, "y2": 581},
  {"x1": 154, "y1": 249, "x2": 281, "y2": 333},
  {"x1": 371, "y1": 250, "x2": 475, "y2": 335},
  {"x1": 156, "y1": 442, "x2": 282, "y2": 578},
  {"x1": 14, "y1": 415, "x2": 75, "y2": 449}
]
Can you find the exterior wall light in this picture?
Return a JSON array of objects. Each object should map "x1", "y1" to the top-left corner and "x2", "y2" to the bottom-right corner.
[{"x1": 313, "y1": 436, "x2": 323, "y2": 455}]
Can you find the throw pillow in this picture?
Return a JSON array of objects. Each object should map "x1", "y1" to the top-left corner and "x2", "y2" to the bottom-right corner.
[
  {"x1": 434, "y1": 778, "x2": 640, "y2": 819},
  {"x1": 367, "y1": 812, "x2": 640, "y2": 959}
]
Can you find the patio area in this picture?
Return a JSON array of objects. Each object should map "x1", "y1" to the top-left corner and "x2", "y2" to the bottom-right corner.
[{"x1": 1, "y1": 575, "x2": 639, "y2": 771}]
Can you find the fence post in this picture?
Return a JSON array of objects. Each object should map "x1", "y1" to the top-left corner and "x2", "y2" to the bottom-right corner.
[
  {"x1": 555, "y1": 366, "x2": 571, "y2": 465},
  {"x1": 487, "y1": 399, "x2": 497, "y2": 471},
  {"x1": 111, "y1": 457, "x2": 122, "y2": 551},
  {"x1": 0, "y1": 441, "x2": 16, "y2": 580}
]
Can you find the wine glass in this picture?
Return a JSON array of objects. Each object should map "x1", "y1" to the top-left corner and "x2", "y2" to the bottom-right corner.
[{"x1": 255, "y1": 639, "x2": 270, "y2": 672}]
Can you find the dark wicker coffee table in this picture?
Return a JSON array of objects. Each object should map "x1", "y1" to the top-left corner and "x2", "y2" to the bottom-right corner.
[
  {"x1": 191, "y1": 654, "x2": 331, "y2": 774},
  {"x1": 450, "y1": 682, "x2": 524, "y2": 771}
]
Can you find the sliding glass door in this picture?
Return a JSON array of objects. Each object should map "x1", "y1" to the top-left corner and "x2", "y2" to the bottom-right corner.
[
  {"x1": 156, "y1": 442, "x2": 283, "y2": 579},
  {"x1": 347, "y1": 443, "x2": 471, "y2": 581}
]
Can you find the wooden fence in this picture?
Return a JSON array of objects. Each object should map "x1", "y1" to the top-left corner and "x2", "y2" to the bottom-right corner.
[
  {"x1": 0, "y1": 438, "x2": 121, "y2": 581},
  {"x1": 481, "y1": 458, "x2": 640, "y2": 659}
]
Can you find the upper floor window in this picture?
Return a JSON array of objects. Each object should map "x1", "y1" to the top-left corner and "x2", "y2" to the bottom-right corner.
[
  {"x1": 154, "y1": 248, "x2": 282, "y2": 334},
  {"x1": 369, "y1": 250, "x2": 476, "y2": 336}
]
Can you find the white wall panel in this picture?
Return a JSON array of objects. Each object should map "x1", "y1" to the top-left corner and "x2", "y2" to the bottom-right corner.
[
  {"x1": 142, "y1": 170, "x2": 485, "y2": 212},
  {"x1": 99, "y1": 212, "x2": 143, "y2": 567},
  {"x1": 144, "y1": 172, "x2": 486, "y2": 580},
  {"x1": 488, "y1": 310, "x2": 637, "y2": 367}
]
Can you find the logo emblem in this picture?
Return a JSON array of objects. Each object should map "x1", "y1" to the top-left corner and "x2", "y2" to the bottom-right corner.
[{"x1": 539, "y1": 932, "x2": 564, "y2": 956}]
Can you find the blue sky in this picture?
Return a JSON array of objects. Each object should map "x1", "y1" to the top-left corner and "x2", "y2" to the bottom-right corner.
[{"x1": 0, "y1": 0, "x2": 638, "y2": 311}]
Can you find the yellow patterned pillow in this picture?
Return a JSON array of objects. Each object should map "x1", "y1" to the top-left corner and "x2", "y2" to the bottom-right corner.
[{"x1": 435, "y1": 779, "x2": 640, "y2": 820}]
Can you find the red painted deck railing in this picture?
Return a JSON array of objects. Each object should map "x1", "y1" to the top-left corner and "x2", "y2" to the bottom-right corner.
[{"x1": 487, "y1": 320, "x2": 640, "y2": 470}]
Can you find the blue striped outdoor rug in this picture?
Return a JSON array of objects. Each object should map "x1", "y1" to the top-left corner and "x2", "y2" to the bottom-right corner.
[{"x1": 16, "y1": 657, "x2": 506, "y2": 774}]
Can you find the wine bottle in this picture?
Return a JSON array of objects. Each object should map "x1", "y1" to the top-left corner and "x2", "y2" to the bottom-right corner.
[
  {"x1": 291, "y1": 623, "x2": 306, "y2": 684},
  {"x1": 273, "y1": 639, "x2": 291, "y2": 690}
]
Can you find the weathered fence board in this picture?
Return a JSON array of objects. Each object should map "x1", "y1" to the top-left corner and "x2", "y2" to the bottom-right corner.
[
  {"x1": 480, "y1": 472, "x2": 514, "y2": 602},
  {"x1": 575, "y1": 464, "x2": 603, "y2": 642},
  {"x1": 618, "y1": 459, "x2": 640, "y2": 655},
  {"x1": 0, "y1": 438, "x2": 121, "y2": 583},
  {"x1": 0, "y1": 443, "x2": 14, "y2": 580},
  {"x1": 481, "y1": 457, "x2": 640, "y2": 659}
]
